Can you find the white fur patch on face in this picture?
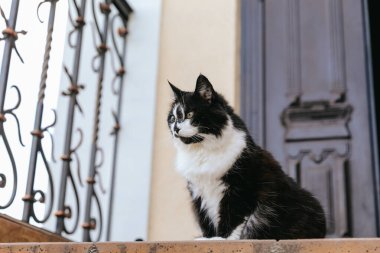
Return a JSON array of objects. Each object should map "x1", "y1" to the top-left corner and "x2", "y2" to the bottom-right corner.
[
  {"x1": 174, "y1": 117, "x2": 247, "y2": 231},
  {"x1": 169, "y1": 104, "x2": 179, "y2": 136},
  {"x1": 170, "y1": 103, "x2": 198, "y2": 138},
  {"x1": 174, "y1": 104, "x2": 184, "y2": 121},
  {"x1": 177, "y1": 119, "x2": 198, "y2": 137}
]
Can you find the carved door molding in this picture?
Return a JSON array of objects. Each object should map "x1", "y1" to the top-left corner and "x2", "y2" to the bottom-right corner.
[{"x1": 282, "y1": 102, "x2": 352, "y2": 237}]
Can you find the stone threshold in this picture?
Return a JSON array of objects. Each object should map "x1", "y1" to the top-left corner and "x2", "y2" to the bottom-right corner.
[{"x1": 0, "y1": 238, "x2": 379, "y2": 253}]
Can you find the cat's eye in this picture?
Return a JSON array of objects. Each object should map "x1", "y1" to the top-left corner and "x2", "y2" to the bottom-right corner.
[
  {"x1": 169, "y1": 115, "x2": 175, "y2": 123},
  {"x1": 186, "y1": 112, "x2": 194, "y2": 119}
]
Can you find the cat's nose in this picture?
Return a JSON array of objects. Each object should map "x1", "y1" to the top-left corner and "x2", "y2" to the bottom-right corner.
[{"x1": 174, "y1": 125, "x2": 180, "y2": 134}]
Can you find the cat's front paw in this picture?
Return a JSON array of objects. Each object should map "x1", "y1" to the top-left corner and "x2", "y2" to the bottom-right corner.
[
  {"x1": 209, "y1": 237, "x2": 226, "y2": 240},
  {"x1": 195, "y1": 237, "x2": 226, "y2": 241}
]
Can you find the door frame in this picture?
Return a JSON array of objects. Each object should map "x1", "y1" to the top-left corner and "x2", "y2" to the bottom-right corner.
[
  {"x1": 240, "y1": 0, "x2": 380, "y2": 236},
  {"x1": 364, "y1": 0, "x2": 380, "y2": 236}
]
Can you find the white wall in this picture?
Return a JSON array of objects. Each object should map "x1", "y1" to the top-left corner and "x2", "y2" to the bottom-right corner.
[
  {"x1": 110, "y1": 0, "x2": 161, "y2": 241},
  {"x1": 148, "y1": 0, "x2": 240, "y2": 240}
]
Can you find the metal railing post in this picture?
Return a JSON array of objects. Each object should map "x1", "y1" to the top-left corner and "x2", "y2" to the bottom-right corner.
[
  {"x1": 55, "y1": 0, "x2": 87, "y2": 236},
  {"x1": 106, "y1": 5, "x2": 132, "y2": 240},
  {"x1": 82, "y1": 0, "x2": 112, "y2": 242},
  {"x1": 0, "y1": 0, "x2": 25, "y2": 209},
  {"x1": 22, "y1": 0, "x2": 59, "y2": 225}
]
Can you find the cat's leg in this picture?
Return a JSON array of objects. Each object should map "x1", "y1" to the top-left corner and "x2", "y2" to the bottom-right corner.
[
  {"x1": 195, "y1": 224, "x2": 244, "y2": 240},
  {"x1": 195, "y1": 237, "x2": 226, "y2": 240},
  {"x1": 194, "y1": 222, "x2": 245, "y2": 240},
  {"x1": 226, "y1": 222, "x2": 245, "y2": 240}
]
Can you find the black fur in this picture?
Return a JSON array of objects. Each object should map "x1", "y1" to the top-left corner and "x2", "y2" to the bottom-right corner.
[
  {"x1": 167, "y1": 75, "x2": 229, "y2": 143},
  {"x1": 168, "y1": 74, "x2": 326, "y2": 239}
]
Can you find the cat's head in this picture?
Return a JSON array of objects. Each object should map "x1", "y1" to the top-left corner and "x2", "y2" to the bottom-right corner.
[{"x1": 167, "y1": 74, "x2": 229, "y2": 144}]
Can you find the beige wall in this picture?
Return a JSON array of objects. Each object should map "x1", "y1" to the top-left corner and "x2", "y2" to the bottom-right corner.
[{"x1": 148, "y1": 0, "x2": 240, "y2": 241}]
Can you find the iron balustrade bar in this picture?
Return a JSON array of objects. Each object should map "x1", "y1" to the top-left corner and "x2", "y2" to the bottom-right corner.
[
  {"x1": 82, "y1": 0, "x2": 112, "y2": 242},
  {"x1": 111, "y1": 0, "x2": 132, "y2": 21},
  {"x1": 22, "y1": 0, "x2": 58, "y2": 224},
  {"x1": 105, "y1": 9, "x2": 132, "y2": 241},
  {"x1": 0, "y1": 1, "x2": 19, "y2": 110},
  {"x1": 55, "y1": 0, "x2": 87, "y2": 236},
  {"x1": 0, "y1": 0, "x2": 25, "y2": 209}
]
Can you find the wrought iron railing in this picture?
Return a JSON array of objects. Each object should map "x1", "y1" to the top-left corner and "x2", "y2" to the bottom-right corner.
[{"x1": 0, "y1": 0, "x2": 132, "y2": 242}]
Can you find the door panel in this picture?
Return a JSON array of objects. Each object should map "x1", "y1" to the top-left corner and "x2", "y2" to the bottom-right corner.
[
  {"x1": 286, "y1": 0, "x2": 346, "y2": 103},
  {"x1": 241, "y1": 0, "x2": 379, "y2": 237}
]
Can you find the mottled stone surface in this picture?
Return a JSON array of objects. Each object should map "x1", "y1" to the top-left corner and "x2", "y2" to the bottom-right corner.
[
  {"x1": 0, "y1": 214, "x2": 69, "y2": 243},
  {"x1": 1, "y1": 239, "x2": 380, "y2": 253}
]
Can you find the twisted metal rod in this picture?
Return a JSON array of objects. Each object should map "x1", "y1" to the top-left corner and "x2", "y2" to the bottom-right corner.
[
  {"x1": 22, "y1": 0, "x2": 58, "y2": 224},
  {"x1": 82, "y1": 0, "x2": 112, "y2": 242}
]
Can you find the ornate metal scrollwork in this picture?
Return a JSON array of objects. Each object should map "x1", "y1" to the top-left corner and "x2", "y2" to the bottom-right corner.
[
  {"x1": 106, "y1": 7, "x2": 132, "y2": 240},
  {"x1": 0, "y1": 1, "x2": 26, "y2": 210},
  {"x1": 22, "y1": 0, "x2": 59, "y2": 225},
  {"x1": 82, "y1": 0, "x2": 112, "y2": 242}
]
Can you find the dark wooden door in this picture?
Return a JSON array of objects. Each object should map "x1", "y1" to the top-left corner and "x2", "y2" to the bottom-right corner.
[{"x1": 241, "y1": 0, "x2": 380, "y2": 237}]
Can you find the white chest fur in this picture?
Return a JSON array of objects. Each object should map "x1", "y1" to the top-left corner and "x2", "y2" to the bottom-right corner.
[
  {"x1": 189, "y1": 177, "x2": 227, "y2": 228},
  {"x1": 174, "y1": 119, "x2": 247, "y2": 228}
]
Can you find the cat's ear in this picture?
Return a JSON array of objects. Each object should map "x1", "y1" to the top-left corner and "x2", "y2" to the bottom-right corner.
[
  {"x1": 194, "y1": 74, "x2": 215, "y2": 104},
  {"x1": 168, "y1": 81, "x2": 182, "y2": 100}
]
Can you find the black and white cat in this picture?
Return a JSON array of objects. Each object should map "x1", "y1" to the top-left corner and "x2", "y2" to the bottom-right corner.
[{"x1": 167, "y1": 74, "x2": 326, "y2": 240}]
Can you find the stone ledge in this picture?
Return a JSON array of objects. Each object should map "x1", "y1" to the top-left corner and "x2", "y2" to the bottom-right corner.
[{"x1": 0, "y1": 239, "x2": 379, "y2": 253}]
